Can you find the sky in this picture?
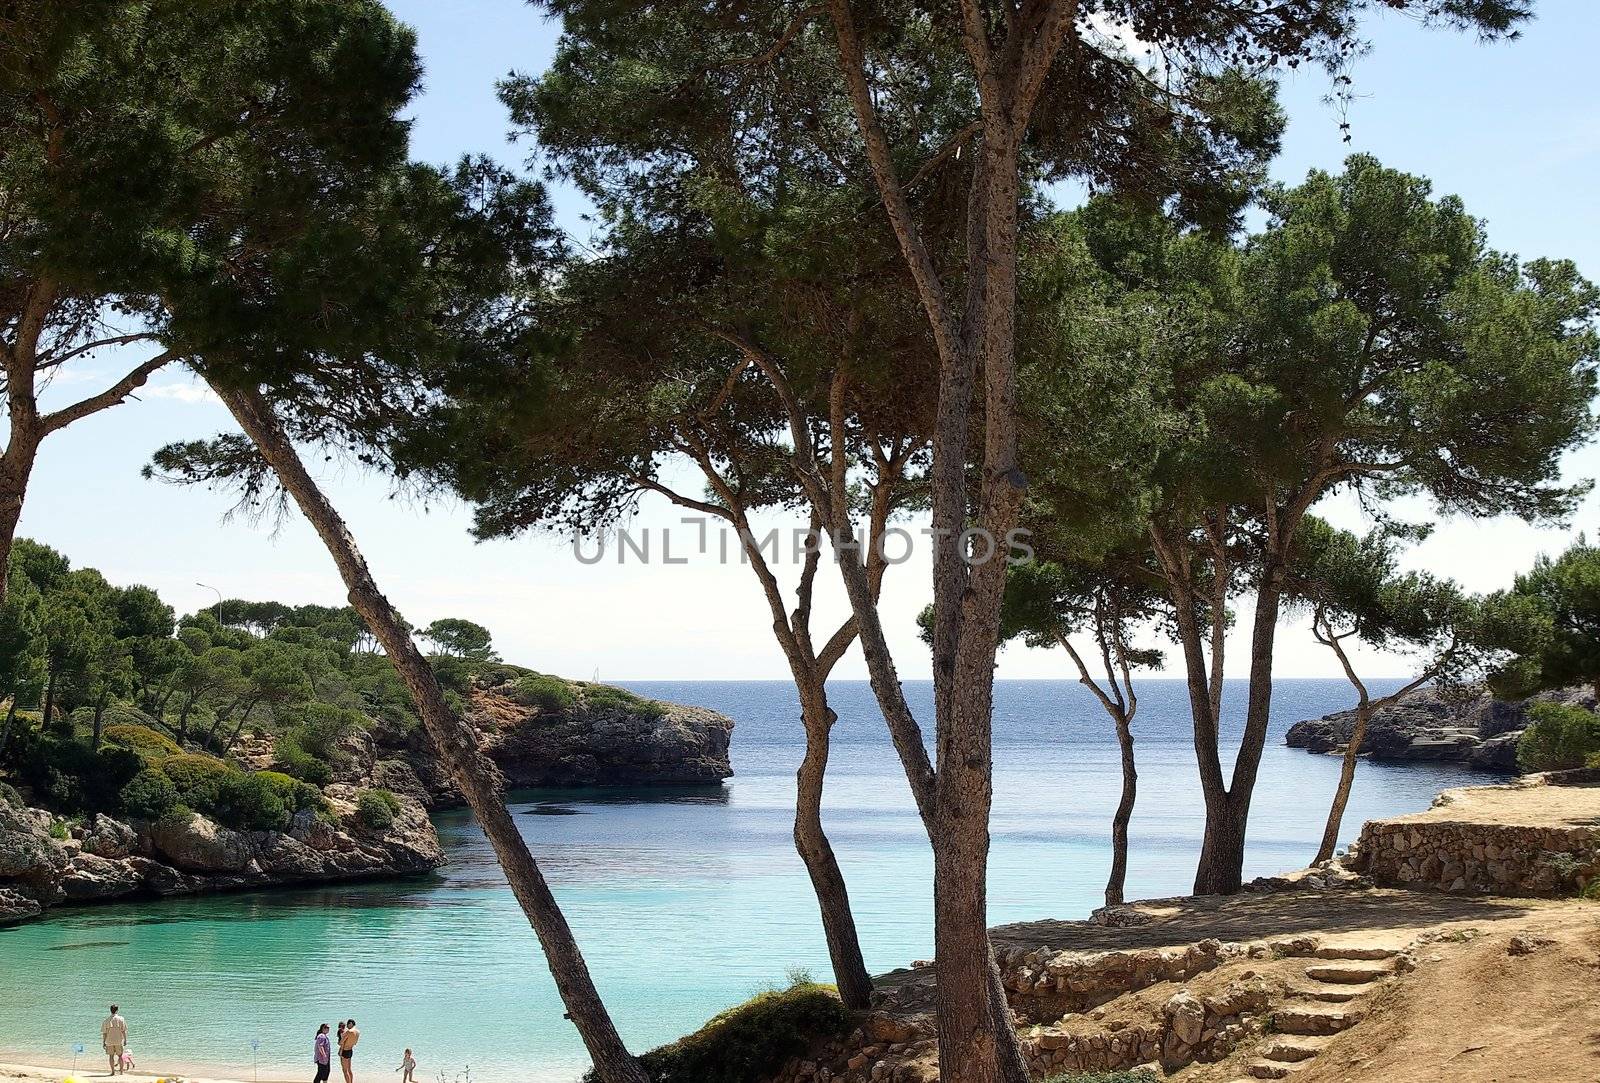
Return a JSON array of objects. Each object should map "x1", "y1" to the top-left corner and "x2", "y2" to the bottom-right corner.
[{"x1": 13, "y1": 0, "x2": 1600, "y2": 682}]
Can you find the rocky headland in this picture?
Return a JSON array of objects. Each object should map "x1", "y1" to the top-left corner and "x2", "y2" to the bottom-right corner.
[
  {"x1": 356, "y1": 676, "x2": 734, "y2": 810},
  {"x1": 0, "y1": 673, "x2": 733, "y2": 926},
  {"x1": 0, "y1": 783, "x2": 442, "y2": 925},
  {"x1": 1284, "y1": 684, "x2": 1594, "y2": 772}
]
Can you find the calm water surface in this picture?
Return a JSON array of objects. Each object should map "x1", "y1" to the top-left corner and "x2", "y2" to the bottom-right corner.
[{"x1": 0, "y1": 679, "x2": 1478, "y2": 1082}]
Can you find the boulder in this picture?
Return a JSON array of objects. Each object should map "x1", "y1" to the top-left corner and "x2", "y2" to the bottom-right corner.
[
  {"x1": 59, "y1": 852, "x2": 144, "y2": 900},
  {"x1": 0, "y1": 885, "x2": 41, "y2": 925},
  {"x1": 83, "y1": 814, "x2": 139, "y2": 859},
  {"x1": 150, "y1": 813, "x2": 254, "y2": 873}
]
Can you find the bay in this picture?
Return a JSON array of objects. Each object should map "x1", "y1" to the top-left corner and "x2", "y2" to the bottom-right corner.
[{"x1": 0, "y1": 679, "x2": 1478, "y2": 1083}]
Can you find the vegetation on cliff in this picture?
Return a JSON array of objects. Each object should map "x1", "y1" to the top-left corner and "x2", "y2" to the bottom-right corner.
[{"x1": 0, "y1": 537, "x2": 682, "y2": 825}]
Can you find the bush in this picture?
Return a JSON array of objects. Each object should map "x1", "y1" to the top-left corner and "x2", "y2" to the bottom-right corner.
[
  {"x1": 215, "y1": 772, "x2": 293, "y2": 831},
  {"x1": 586, "y1": 981, "x2": 847, "y2": 1083},
  {"x1": 161, "y1": 753, "x2": 238, "y2": 814},
  {"x1": 214, "y1": 769, "x2": 326, "y2": 831},
  {"x1": 582, "y1": 684, "x2": 665, "y2": 719},
  {"x1": 0, "y1": 781, "x2": 21, "y2": 806},
  {"x1": 475, "y1": 663, "x2": 525, "y2": 687},
  {"x1": 14, "y1": 737, "x2": 142, "y2": 814},
  {"x1": 104, "y1": 723, "x2": 182, "y2": 761},
  {"x1": 511, "y1": 674, "x2": 577, "y2": 712},
  {"x1": 120, "y1": 768, "x2": 180, "y2": 821},
  {"x1": 1517, "y1": 702, "x2": 1600, "y2": 772},
  {"x1": 276, "y1": 743, "x2": 333, "y2": 786},
  {"x1": 354, "y1": 788, "x2": 400, "y2": 830}
]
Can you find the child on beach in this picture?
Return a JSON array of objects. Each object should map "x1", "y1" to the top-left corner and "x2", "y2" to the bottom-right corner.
[
  {"x1": 121, "y1": 1049, "x2": 136, "y2": 1072},
  {"x1": 396, "y1": 1049, "x2": 415, "y2": 1083}
]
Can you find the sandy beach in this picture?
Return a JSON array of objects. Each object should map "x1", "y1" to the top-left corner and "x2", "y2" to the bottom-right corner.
[{"x1": 0, "y1": 1061, "x2": 295, "y2": 1083}]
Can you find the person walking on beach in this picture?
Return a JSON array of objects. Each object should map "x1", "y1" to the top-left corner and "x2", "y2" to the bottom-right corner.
[
  {"x1": 314, "y1": 1024, "x2": 332, "y2": 1083},
  {"x1": 101, "y1": 1005, "x2": 128, "y2": 1076},
  {"x1": 338, "y1": 1019, "x2": 360, "y2": 1083},
  {"x1": 396, "y1": 1048, "x2": 415, "y2": 1083}
]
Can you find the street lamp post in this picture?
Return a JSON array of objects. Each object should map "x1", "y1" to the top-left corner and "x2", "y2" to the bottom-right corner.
[{"x1": 196, "y1": 581, "x2": 223, "y2": 621}]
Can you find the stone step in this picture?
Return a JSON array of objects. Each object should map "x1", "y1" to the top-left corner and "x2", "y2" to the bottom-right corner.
[
  {"x1": 1272, "y1": 1006, "x2": 1364, "y2": 1036},
  {"x1": 1304, "y1": 961, "x2": 1392, "y2": 985},
  {"x1": 1247, "y1": 1062, "x2": 1304, "y2": 1079},
  {"x1": 1261, "y1": 1037, "x2": 1330, "y2": 1063},
  {"x1": 1287, "y1": 980, "x2": 1381, "y2": 1003},
  {"x1": 1311, "y1": 943, "x2": 1402, "y2": 961}
]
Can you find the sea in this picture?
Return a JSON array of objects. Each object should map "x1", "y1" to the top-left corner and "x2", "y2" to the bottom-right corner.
[{"x1": 0, "y1": 679, "x2": 1479, "y2": 1083}]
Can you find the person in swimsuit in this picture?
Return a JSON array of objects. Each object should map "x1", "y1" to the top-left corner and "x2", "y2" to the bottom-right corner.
[{"x1": 339, "y1": 1019, "x2": 360, "y2": 1083}]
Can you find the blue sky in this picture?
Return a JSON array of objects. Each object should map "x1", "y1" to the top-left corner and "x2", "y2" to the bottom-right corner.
[{"x1": 15, "y1": 0, "x2": 1600, "y2": 680}]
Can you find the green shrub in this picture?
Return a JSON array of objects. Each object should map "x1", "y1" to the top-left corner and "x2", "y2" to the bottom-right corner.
[
  {"x1": 272, "y1": 705, "x2": 361, "y2": 787},
  {"x1": 511, "y1": 674, "x2": 577, "y2": 711},
  {"x1": 104, "y1": 723, "x2": 182, "y2": 761},
  {"x1": 1587, "y1": 751, "x2": 1600, "y2": 770},
  {"x1": 354, "y1": 788, "x2": 400, "y2": 830},
  {"x1": 1517, "y1": 702, "x2": 1600, "y2": 772},
  {"x1": 120, "y1": 768, "x2": 180, "y2": 821},
  {"x1": 161, "y1": 753, "x2": 238, "y2": 814},
  {"x1": 585, "y1": 981, "x2": 847, "y2": 1083},
  {"x1": 475, "y1": 663, "x2": 524, "y2": 687},
  {"x1": 215, "y1": 772, "x2": 292, "y2": 831},
  {"x1": 14, "y1": 737, "x2": 142, "y2": 813},
  {"x1": 582, "y1": 684, "x2": 665, "y2": 719},
  {"x1": 276, "y1": 743, "x2": 333, "y2": 786},
  {"x1": 0, "y1": 781, "x2": 21, "y2": 806}
]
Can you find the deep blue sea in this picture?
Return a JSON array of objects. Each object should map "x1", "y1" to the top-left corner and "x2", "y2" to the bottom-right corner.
[{"x1": 0, "y1": 679, "x2": 1478, "y2": 1082}]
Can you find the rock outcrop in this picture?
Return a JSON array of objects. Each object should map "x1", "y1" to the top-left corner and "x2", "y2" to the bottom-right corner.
[
  {"x1": 360, "y1": 681, "x2": 734, "y2": 808},
  {"x1": 0, "y1": 786, "x2": 443, "y2": 926},
  {"x1": 1284, "y1": 685, "x2": 1594, "y2": 773}
]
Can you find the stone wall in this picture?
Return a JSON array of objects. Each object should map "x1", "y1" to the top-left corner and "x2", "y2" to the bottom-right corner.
[
  {"x1": 1346, "y1": 774, "x2": 1600, "y2": 896},
  {"x1": 1347, "y1": 818, "x2": 1598, "y2": 896}
]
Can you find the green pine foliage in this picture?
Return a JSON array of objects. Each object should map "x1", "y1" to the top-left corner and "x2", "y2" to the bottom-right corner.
[{"x1": 1517, "y1": 703, "x2": 1600, "y2": 772}]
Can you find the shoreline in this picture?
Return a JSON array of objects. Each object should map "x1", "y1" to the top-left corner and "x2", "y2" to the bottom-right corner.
[
  {"x1": 0, "y1": 1059, "x2": 297, "y2": 1083},
  {"x1": 0, "y1": 1054, "x2": 577, "y2": 1083}
]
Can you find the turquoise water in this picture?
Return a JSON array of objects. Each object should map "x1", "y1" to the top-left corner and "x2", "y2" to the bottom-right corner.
[{"x1": 0, "y1": 679, "x2": 1478, "y2": 1083}]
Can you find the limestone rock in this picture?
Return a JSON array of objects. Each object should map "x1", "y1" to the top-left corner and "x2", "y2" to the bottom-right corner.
[
  {"x1": 151, "y1": 813, "x2": 254, "y2": 873},
  {"x1": 1285, "y1": 684, "x2": 1594, "y2": 773},
  {"x1": 1164, "y1": 990, "x2": 1206, "y2": 1047},
  {"x1": 0, "y1": 885, "x2": 41, "y2": 924},
  {"x1": 83, "y1": 814, "x2": 139, "y2": 859}
]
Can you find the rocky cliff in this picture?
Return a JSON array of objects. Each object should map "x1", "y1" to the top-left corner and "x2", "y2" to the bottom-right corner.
[
  {"x1": 0, "y1": 784, "x2": 443, "y2": 925},
  {"x1": 1284, "y1": 685, "x2": 1594, "y2": 772},
  {"x1": 331, "y1": 680, "x2": 735, "y2": 810}
]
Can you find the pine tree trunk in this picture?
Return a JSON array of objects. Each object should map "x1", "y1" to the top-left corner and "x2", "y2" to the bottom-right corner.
[
  {"x1": 92, "y1": 688, "x2": 110, "y2": 749},
  {"x1": 793, "y1": 688, "x2": 873, "y2": 1009},
  {"x1": 41, "y1": 666, "x2": 57, "y2": 731},
  {"x1": 0, "y1": 699, "x2": 16, "y2": 757},
  {"x1": 0, "y1": 434, "x2": 39, "y2": 608},
  {"x1": 1315, "y1": 702, "x2": 1370, "y2": 865},
  {"x1": 214, "y1": 383, "x2": 647, "y2": 1083},
  {"x1": 1192, "y1": 566, "x2": 1285, "y2": 896},
  {"x1": 1193, "y1": 795, "x2": 1249, "y2": 896},
  {"x1": 1106, "y1": 717, "x2": 1137, "y2": 907}
]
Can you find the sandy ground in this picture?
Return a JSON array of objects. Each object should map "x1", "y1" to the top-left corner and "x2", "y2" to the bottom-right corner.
[
  {"x1": 0, "y1": 1062, "x2": 295, "y2": 1083},
  {"x1": 1389, "y1": 777, "x2": 1600, "y2": 827}
]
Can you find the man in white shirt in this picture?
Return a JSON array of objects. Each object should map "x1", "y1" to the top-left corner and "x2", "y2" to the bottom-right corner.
[{"x1": 101, "y1": 1005, "x2": 128, "y2": 1076}]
